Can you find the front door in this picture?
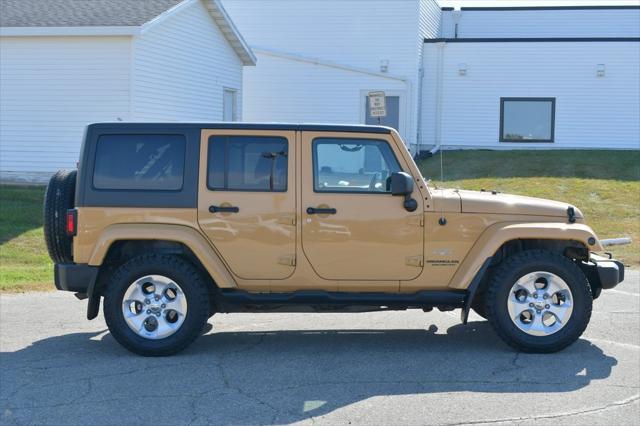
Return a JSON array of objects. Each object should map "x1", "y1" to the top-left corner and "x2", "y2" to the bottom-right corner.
[
  {"x1": 301, "y1": 132, "x2": 424, "y2": 281},
  {"x1": 198, "y1": 130, "x2": 296, "y2": 281}
]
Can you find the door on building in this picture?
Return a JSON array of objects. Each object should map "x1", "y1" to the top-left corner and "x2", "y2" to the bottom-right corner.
[
  {"x1": 365, "y1": 95, "x2": 400, "y2": 130},
  {"x1": 223, "y1": 89, "x2": 238, "y2": 121}
]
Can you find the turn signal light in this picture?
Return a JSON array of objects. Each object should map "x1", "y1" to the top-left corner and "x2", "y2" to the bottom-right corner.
[{"x1": 66, "y1": 209, "x2": 77, "y2": 236}]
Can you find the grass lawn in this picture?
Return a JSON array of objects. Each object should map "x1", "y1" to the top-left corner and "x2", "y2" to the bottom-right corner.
[
  {"x1": 0, "y1": 185, "x2": 51, "y2": 292},
  {"x1": 0, "y1": 150, "x2": 638, "y2": 292}
]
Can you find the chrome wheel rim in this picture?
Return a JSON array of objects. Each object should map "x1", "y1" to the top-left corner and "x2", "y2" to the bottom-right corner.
[
  {"x1": 121, "y1": 275, "x2": 188, "y2": 340},
  {"x1": 507, "y1": 271, "x2": 573, "y2": 337}
]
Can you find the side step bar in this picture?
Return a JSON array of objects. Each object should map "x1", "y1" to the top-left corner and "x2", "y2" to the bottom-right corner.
[{"x1": 218, "y1": 289, "x2": 466, "y2": 308}]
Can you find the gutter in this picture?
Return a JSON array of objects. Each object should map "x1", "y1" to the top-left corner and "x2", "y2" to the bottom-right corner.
[
  {"x1": 430, "y1": 41, "x2": 446, "y2": 155},
  {"x1": 253, "y1": 47, "x2": 409, "y2": 82}
]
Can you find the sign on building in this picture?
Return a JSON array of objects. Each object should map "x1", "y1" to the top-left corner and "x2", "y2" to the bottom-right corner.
[{"x1": 368, "y1": 91, "x2": 387, "y2": 118}]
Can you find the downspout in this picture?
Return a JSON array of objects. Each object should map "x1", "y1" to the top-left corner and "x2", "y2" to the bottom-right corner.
[
  {"x1": 416, "y1": 42, "x2": 425, "y2": 154},
  {"x1": 430, "y1": 41, "x2": 445, "y2": 155}
]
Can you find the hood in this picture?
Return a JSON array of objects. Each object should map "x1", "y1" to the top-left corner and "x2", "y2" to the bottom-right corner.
[{"x1": 457, "y1": 189, "x2": 583, "y2": 219}]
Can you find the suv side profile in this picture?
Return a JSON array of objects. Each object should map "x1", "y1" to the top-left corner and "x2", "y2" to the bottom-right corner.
[{"x1": 44, "y1": 123, "x2": 624, "y2": 356}]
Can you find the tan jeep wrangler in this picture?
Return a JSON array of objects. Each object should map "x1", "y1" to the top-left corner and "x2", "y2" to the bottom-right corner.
[{"x1": 44, "y1": 123, "x2": 624, "y2": 356}]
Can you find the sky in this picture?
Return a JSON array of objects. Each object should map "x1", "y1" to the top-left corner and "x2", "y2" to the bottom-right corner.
[{"x1": 438, "y1": 0, "x2": 640, "y2": 8}]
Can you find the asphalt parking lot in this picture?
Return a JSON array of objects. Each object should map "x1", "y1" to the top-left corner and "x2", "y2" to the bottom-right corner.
[{"x1": 1, "y1": 271, "x2": 638, "y2": 425}]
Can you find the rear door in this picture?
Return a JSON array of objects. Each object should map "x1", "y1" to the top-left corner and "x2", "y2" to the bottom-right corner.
[
  {"x1": 197, "y1": 129, "x2": 296, "y2": 281},
  {"x1": 300, "y1": 131, "x2": 424, "y2": 281}
]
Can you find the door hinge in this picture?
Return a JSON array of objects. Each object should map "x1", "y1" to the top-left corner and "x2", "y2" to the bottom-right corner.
[
  {"x1": 405, "y1": 255, "x2": 424, "y2": 267},
  {"x1": 278, "y1": 255, "x2": 296, "y2": 267}
]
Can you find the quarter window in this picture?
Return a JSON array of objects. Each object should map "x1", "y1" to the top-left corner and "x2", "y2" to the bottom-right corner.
[
  {"x1": 313, "y1": 138, "x2": 401, "y2": 193},
  {"x1": 208, "y1": 136, "x2": 288, "y2": 191},
  {"x1": 500, "y1": 98, "x2": 555, "y2": 142},
  {"x1": 93, "y1": 134, "x2": 185, "y2": 190}
]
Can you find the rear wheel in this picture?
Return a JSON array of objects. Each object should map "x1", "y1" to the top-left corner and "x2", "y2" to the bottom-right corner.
[
  {"x1": 104, "y1": 254, "x2": 210, "y2": 356},
  {"x1": 485, "y1": 250, "x2": 592, "y2": 353},
  {"x1": 43, "y1": 170, "x2": 77, "y2": 263}
]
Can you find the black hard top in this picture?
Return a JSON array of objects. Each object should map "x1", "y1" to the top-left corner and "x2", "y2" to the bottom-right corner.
[{"x1": 87, "y1": 122, "x2": 393, "y2": 134}]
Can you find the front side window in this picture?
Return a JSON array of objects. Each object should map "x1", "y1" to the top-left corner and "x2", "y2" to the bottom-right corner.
[
  {"x1": 500, "y1": 98, "x2": 555, "y2": 142},
  {"x1": 93, "y1": 134, "x2": 185, "y2": 190},
  {"x1": 208, "y1": 136, "x2": 288, "y2": 191},
  {"x1": 313, "y1": 138, "x2": 401, "y2": 193}
]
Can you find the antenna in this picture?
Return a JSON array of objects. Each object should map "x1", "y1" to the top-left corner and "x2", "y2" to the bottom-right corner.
[{"x1": 438, "y1": 146, "x2": 447, "y2": 226}]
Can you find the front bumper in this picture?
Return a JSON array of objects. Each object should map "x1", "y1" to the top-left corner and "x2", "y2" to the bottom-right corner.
[
  {"x1": 54, "y1": 263, "x2": 99, "y2": 294},
  {"x1": 581, "y1": 254, "x2": 625, "y2": 298}
]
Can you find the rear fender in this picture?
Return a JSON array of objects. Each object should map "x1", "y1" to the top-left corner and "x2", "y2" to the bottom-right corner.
[{"x1": 89, "y1": 223, "x2": 236, "y2": 288}]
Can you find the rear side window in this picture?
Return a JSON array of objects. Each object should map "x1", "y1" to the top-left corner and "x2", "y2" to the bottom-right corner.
[
  {"x1": 93, "y1": 134, "x2": 186, "y2": 191},
  {"x1": 207, "y1": 136, "x2": 288, "y2": 191}
]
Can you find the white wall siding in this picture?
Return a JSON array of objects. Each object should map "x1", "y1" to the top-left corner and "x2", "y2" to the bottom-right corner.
[
  {"x1": 419, "y1": 0, "x2": 442, "y2": 41},
  {"x1": 421, "y1": 41, "x2": 640, "y2": 150},
  {"x1": 0, "y1": 36, "x2": 131, "y2": 180},
  {"x1": 131, "y1": 0, "x2": 243, "y2": 121},
  {"x1": 223, "y1": 0, "x2": 418, "y2": 78},
  {"x1": 223, "y1": 0, "x2": 430, "y2": 147},
  {"x1": 242, "y1": 52, "x2": 407, "y2": 127},
  {"x1": 441, "y1": 9, "x2": 640, "y2": 38}
]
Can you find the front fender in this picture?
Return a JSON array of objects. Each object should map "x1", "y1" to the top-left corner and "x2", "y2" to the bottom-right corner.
[
  {"x1": 449, "y1": 222, "x2": 602, "y2": 291},
  {"x1": 89, "y1": 223, "x2": 236, "y2": 288}
]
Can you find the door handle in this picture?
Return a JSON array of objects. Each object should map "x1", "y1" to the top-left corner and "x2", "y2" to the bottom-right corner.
[
  {"x1": 209, "y1": 205, "x2": 239, "y2": 213},
  {"x1": 306, "y1": 207, "x2": 337, "y2": 215}
]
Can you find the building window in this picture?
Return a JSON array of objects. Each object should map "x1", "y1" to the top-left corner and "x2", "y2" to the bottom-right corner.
[
  {"x1": 207, "y1": 136, "x2": 288, "y2": 192},
  {"x1": 93, "y1": 134, "x2": 185, "y2": 190},
  {"x1": 223, "y1": 89, "x2": 238, "y2": 122},
  {"x1": 500, "y1": 98, "x2": 555, "y2": 142}
]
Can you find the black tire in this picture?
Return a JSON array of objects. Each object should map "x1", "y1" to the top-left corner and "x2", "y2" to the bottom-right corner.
[
  {"x1": 43, "y1": 170, "x2": 77, "y2": 263},
  {"x1": 103, "y1": 254, "x2": 210, "y2": 356},
  {"x1": 485, "y1": 250, "x2": 592, "y2": 353}
]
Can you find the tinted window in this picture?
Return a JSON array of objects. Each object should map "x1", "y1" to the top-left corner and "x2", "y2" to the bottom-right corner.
[
  {"x1": 313, "y1": 138, "x2": 401, "y2": 193},
  {"x1": 501, "y1": 98, "x2": 555, "y2": 142},
  {"x1": 93, "y1": 134, "x2": 185, "y2": 190},
  {"x1": 208, "y1": 136, "x2": 288, "y2": 191}
]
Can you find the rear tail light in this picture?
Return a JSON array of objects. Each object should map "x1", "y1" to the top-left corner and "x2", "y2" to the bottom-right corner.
[{"x1": 66, "y1": 209, "x2": 77, "y2": 236}]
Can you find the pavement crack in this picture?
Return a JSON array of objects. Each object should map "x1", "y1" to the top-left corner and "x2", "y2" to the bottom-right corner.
[{"x1": 443, "y1": 393, "x2": 640, "y2": 425}]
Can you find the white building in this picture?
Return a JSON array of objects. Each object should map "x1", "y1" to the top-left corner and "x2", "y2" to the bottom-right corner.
[
  {"x1": 223, "y1": 1, "x2": 640, "y2": 152},
  {"x1": 0, "y1": 0, "x2": 255, "y2": 182}
]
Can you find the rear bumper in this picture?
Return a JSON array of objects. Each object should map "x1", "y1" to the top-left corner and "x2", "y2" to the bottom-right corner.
[{"x1": 54, "y1": 263, "x2": 99, "y2": 294}]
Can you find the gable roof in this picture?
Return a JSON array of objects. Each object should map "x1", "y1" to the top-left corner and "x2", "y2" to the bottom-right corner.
[
  {"x1": 0, "y1": 0, "x2": 256, "y2": 65},
  {"x1": 0, "y1": 0, "x2": 183, "y2": 27}
]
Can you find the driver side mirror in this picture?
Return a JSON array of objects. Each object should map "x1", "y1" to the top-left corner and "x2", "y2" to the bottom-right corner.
[
  {"x1": 390, "y1": 172, "x2": 418, "y2": 212},
  {"x1": 390, "y1": 172, "x2": 414, "y2": 196}
]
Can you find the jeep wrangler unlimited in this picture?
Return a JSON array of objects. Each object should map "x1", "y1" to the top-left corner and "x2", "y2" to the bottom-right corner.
[{"x1": 44, "y1": 123, "x2": 624, "y2": 356}]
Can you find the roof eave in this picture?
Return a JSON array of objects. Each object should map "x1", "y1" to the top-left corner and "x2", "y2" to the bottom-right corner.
[
  {"x1": 205, "y1": 0, "x2": 256, "y2": 66},
  {"x1": 0, "y1": 26, "x2": 140, "y2": 37}
]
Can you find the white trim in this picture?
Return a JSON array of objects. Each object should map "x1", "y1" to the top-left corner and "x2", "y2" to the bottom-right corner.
[
  {"x1": 254, "y1": 47, "x2": 409, "y2": 82},
  {"x1": 0, "y1": 26, "x2": 140, "y2": 36},
  {"x1": 202, "y1": 0, "x2": 256, "y2": 65},
  {"x1": 139, "y1": 0, "x2": 197, "y2": 34}
]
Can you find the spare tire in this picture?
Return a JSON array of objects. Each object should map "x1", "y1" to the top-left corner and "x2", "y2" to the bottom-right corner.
[{"x1": 43, "y1": 170, "x2": 77, "y2": 263}]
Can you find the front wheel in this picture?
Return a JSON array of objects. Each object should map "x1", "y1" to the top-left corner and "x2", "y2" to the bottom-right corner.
[
  {"x1": 485, "y1": 250, "x2": 592, "y2": 353},
  {"x1": 103, "y1": 254, "x2": 210, "y2": 356}
]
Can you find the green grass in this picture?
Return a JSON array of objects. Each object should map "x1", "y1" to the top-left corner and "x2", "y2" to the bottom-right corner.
[
  {"x1": 0, "y1": 185, "x2": 52, "y2": 292},
  {"x1": 0, "y1": 150, "x2": 638, "y2": 292},
  {"x1": 417, "y1": 150, "x2": 640, "y2": 266}
]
